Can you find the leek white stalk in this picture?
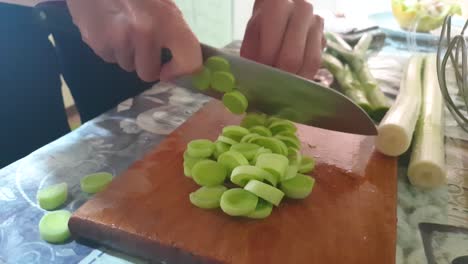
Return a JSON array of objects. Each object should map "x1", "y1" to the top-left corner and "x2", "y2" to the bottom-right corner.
[
  {"x1": 408, "y1": 54, "x2": 446, "y2": 189},
  {"x1": 376, "y1": 54, "x2": 424, "y2": 156}
]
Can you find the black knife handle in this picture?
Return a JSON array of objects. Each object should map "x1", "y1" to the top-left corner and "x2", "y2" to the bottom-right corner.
[{"x1": 33, "y1": 1, "x2": 172, "y2": 65}]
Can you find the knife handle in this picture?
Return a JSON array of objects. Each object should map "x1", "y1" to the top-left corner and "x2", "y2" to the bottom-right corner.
[{"x1": 33, "y1": 1, "x2": 173, "y2": 65}]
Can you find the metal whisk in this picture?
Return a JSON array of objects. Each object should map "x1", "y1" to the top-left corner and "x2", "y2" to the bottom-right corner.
[{"x1": 437, "y1": 16, "x2": 468, "y2": 133}]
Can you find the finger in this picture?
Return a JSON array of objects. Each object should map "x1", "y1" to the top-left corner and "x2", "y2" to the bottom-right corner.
[
  {"x1": 257, "y1": 0, "x2": 293, "y2": 66},
  {"x1": 240, "y1": 13, "x2": 261, "y2": 61},
  {"x1": 159, "y1": 18, "x2": 202, "y2": 81},
  {"x1": 275, "y1": 1, "x2": 313, "y2": 74},
  {"x1": 112, "y1": 19, "x2": 135, "y2": 72},
  {"x1": 133, "y1": 19, "x2": 161, "y2": 82},
  {"x1": 91, "y1": 42, "x2": 116, "y2": 64},
  {"x1": 321, "y1": 35, "x2": 327, "y2": 50},
  {"x1": 253, "y1": 0, "x2": 264, "y2": 13},
  {"x1": 298, "y1": 15, "x2": 324, "y2": 80}
]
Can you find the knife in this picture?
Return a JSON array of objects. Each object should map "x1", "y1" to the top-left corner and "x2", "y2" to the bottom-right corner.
[{"x1": 33, "y1": 1, "x2": 377, "y2": 135}]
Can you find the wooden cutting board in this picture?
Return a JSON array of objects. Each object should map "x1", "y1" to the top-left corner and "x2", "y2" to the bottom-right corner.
[{"x1": 69, "y1": 100, "x2": 397, "y2": 264}]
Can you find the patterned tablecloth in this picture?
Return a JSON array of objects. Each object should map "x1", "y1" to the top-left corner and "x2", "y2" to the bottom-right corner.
[{"x1": 0, "y1": 41, "x2": 467, "y2": 264}]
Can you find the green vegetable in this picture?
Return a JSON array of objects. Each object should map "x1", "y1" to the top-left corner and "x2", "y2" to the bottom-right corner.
[
  {"x1": 288, "y1": 149, "x2": 302, "y2": 166},
  {"x1": 223, "y1": 91, "x2": 248, "y2": 114},
  {"x1": 39, "y1": 210, "x2": 71, "y2": 244},
  {"x1": 244, "y1": 180, "x2": 285, "y2": 206},
  {"x1": 249, "y1": 126, "x2": 272, "y2": 137},
  {"x1": 287, "y1": 147, "x2": 299, "y2": 157},
  {"x1": 189, "y1": 185, "x2": 227, "y2": 209},
  {"x1": 187, "y1": 139, "x2": 215, "y2": 158},
  {"x1": 275, "y1": 131, "x2": 299, "y2": 140},
  {"x1": 283, "y1": 165, "x2": 299, "y2": 181},
  {"x1": 81, "y1": 172, "x2": 113, "y2": 194},
  {"x1": 252, "y1": 147, "x2": 273, "y2": 165},
  {"x1": 217, "y1": 150, "x2": 249, "y2": 173},
  {"x1": 240, "y1": 133, "x2": 261, "y2": 143},
  {"x1": 37, "y1": 183, "x2": 68, "y2": 210},
  {"x1": 212, "y1": 71, "x2": 235, "y2": 93},
  {"x1": 213, "y1": 141, "x2": 230, "y2": 159},
  {"x1": 246, "y1": 199, "x2": 273, "y2": 219},
  {"x1": 220, "y1": 188, "x2": 258, "y2": 216},
  {"x1": 230, "y1": 143, "x2": 260, "y2": 161},
  {"x1": 376, "y1": 54, "x2": 423, "y2": 157},
  {"x1": 255, "y1": 153, "x2": 289, "y2": 180},
  {"x1": 192, "y1": 160, "x2": 228, "y2": 187},
  {"x1": 391, "y1": 0, "x2": 462, "y2": 32},
  {"x1": 230, "y1": 165, "x2": 274, "y2": 187},
  {"x1": 240, "y1": 113, "x2": 267, "y2": 128},
  {"x1": 205, "y1": 56, "x2": 230, "y2": 72},
  {"x1": 183, "y1": 156, "x2": 203, "y2": 178},
  {"x1": 268, "y1": 120, "x2": 297, "y2": 134},
  {"x1": 407, "y1": 55, "x2": 446, "y2": 189},
  {"x1": 222, "y1": 125, "x2": 250, "y2": 141},
  {"x1": 325, "y1": 33, "x2": 390, "y2": 121},
  {"x1": 298, "y1": 156, "x2": 315, "y2": 174},
  {"x1": 274, "y1": 135, "x2": 301, "y2": 149},
  {"x1": 217, "y1": 136, "x2": 238, "y2": 145},
  {"x1": 280, "y1": 174, "x2": 315, "y2": 199},
  {"x1": 322, "y1": 54, "x2": 373, "y2": 115},
  {"x1": 192, "y1": 66, "x2": 211, "y2": 91},
  {"x1": 250, "y1": 136, "x2": 288, "y2": 156}
]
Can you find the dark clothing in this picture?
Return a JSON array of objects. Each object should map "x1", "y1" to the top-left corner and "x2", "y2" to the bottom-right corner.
[{"x1": 0, "y1": 3, "x2": 151, "y2": 168}]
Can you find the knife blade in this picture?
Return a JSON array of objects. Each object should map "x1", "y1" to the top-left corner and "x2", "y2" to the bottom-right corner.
[
  {"x1": 174, "y1": 44, "x2": 377, "y2": 135},
  {"x1": 34, "y1": 1, "x2": 377, "y2": 135}
]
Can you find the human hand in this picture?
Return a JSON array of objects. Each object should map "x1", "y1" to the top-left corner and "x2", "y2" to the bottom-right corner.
[
  {"x1": 67, "y1": 0, "x2": 202, "y2": 82},
  {"x1": 240, "y1": 0, "x2": 326, "y2": 80}
]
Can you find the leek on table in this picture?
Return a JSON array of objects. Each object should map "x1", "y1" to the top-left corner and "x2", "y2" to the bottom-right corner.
[
  {"x1": 322, "y1": 53, "x2": 372, "y2": 114},
  {"x1": 325, "y1": 33, "x2": 390, "y2": 121},
  {"x1": 376, "y1": 54, "x2": 424, "y2": 156},
  {"x1": 408, "y1": 54, "x2": 446, "y2": 189}
]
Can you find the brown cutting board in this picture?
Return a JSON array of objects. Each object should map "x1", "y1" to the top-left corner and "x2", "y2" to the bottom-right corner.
[{"x1": 69, "y1": 100, "x2": 397, "y2": 264}]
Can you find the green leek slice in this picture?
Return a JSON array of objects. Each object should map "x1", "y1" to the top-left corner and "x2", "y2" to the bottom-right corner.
[
  {"x1": 80, "y1": 172, "x2": 113, "y2": 194},
  {"x1": 191, "y1": 66, "x2": 211, "y2": 91},
  {"x1": 189, "y1": 185, "x2": 227, "y2": 209},
  {"x1": 251, "y1": 147, "x2": 273, "y2": 165},
  {"x1": 230, "y1": 165, "x2": 274, "y2": 187},
  {"x1": 268, "y1": 120, "x2": 297, "y2": 134},
  {"x1": 299, "y1": 156, "x2": 315, "y2": 173},
  {"x1": 244, "y1": 180, "x2": 284, "y2": 206},
  {"x1": 255, "y1": 153, "x2": 289, "y2": 181},
  {"x1": 222, "y1": 126, "x2": 250, "y2": 142},
  {"x1": 245, "y1": 199, "x2": 273, "y2": 219},
  {"x1": 211, "y1": 71, "x2": 235, "y2": 92},
  {"x1": 240, "y1": 133, "x2": 260, "y2": 143},
  {"x1": 217, "y1": 136, "x2": 238, "y2": 145},
  {"x1": 192, "y1": 160, "x2": 228, "y2": 187},
  {"x1": 230, "y1": 143, "x2": 260, "y2": 161},
  {"x1": 183, "y1": 157, "x2": 204, "y2": 178},
  {"x1": 217, "y1": 150, "x2": 249, "y2": 173},
  {"x1": 205, "y1": 56, "x2": 230, "y2": 72},
  {"x1": 280, "y1": 174, "x2": 315, "y2": 199},
  {"x1": 213, "y1": 141, "x2": 230, "y2": 159},
  {"x1": 220, "y1": 188, "x2": 258, "y2": 216},
  {"x1": 187, "y1": 139, "x2": 215, "y2": 158},
  {"x1": 240, "y1": 113, "x2": 267, "y2": 128},
  {"x1": 39, "y1": 210, "x2": 71, "y2": 244},
  {"x1": 275, "y1": 135, "x2": 301, "y2": 149},
  {"x1": 249, "y1": 126, "x2": 272, "y2": 137},
  {"x1": 283, "y1": 165, "x2": 299, "y2": 181},
  {"x1": 250, "y1": 137, "x2": 288, "y2": 156},
  {"x1": 37, "y1": 183, "x2": 68, "y2": 210},
  {"x1": 223, "y1": 91, "x2": 248, "y2": 114}
]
